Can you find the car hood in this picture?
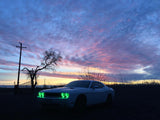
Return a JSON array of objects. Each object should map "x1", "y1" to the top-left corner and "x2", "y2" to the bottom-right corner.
[{"x1": 40, "y1": 87, "x2": 86, "y2": 93}]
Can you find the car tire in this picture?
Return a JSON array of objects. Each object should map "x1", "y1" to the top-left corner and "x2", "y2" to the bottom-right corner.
[
  {"x1": 105, "y1": 94, "x2": 112, "y2": 107},
  {"x1": 74, "y1": 95, "x2": 86, "y2": 112}
]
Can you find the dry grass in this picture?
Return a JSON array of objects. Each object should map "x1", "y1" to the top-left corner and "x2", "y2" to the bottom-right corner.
[{"x1": 0, "y1": 85, "x2": 160, "y2": 120}]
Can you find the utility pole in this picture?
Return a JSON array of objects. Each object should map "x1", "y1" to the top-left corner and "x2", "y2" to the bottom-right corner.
[{"x1": 16, "y1": 42, "x2": 26, "y2": 88}]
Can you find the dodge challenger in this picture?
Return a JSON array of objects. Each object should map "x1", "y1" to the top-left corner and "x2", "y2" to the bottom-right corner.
[{"x1": 37, "y1": 80, "x2": 115, "y2": 110}]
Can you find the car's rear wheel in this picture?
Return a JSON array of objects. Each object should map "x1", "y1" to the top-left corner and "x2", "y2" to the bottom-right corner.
[{"x1": 74, "y1": 95, "x2": 86, "y2": 112}]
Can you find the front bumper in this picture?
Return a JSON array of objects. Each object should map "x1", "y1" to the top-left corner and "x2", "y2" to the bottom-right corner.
[{"x1": 37, "y1": 97, "x2": 74, "y2": 108}]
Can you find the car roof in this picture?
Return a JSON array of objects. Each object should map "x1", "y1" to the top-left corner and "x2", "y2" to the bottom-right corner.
[{"x1": 68, "y1": 80, "x2": 105, "y2": 88}]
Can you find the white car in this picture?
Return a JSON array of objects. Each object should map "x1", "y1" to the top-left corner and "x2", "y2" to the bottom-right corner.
[{"x1": 37, "y1": 80, "x2": 115, "y2": 110}]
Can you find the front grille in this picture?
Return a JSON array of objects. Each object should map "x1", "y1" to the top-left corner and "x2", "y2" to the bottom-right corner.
[{"x1": 45, "y1": 92, "x2": 61, "y2": 98}]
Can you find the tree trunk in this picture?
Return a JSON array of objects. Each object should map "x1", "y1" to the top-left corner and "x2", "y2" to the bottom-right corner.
[{"x1": 31, "y1": 78, "x2": 35, "y2": 90}]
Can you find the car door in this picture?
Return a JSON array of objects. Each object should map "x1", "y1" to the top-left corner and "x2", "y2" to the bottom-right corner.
[{"x1": 87, "y1": 81, "x2": 106, "y2": 105}]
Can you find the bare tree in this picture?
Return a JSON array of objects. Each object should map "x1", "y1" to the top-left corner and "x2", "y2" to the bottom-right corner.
[
  {"x1": 79, "y1": 68, "x2": 107, "y2": 81},
  {"x1": 22, "y1": 49, "x2": 62, "y2": 89}
]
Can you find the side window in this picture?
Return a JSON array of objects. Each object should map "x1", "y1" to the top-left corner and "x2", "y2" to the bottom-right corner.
[
  {"x1": 91, "y1": 81, "x2": 104, "y2": 89},
  {"x1": 91, "y1": 82, "x2": 97, "y2": 88},
  {"x1": 97, "y1": 82, "x2": 105, "y2": 88}
]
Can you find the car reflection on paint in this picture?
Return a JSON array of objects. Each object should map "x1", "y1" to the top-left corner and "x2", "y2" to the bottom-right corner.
[{"x1": 37, "y1": 80, "x2": 115, "y2": 111}]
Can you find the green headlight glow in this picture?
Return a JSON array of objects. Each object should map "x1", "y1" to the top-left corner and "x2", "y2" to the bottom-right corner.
[
  {"x1": 37, "y1": 92, "x2": 44, "y2": 98},
  {"x1": 61, "y1": 93, "x2": 69, "y2": 99}
]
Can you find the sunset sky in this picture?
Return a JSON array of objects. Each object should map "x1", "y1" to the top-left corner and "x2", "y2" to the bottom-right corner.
[{"x1": 1, "y1": 0, "x2": 160, "y2": 85}]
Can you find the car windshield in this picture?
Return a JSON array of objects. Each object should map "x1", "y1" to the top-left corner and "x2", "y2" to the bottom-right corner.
[{"x1": 65, "y1": 81, "x2": 90, "y2": 88}]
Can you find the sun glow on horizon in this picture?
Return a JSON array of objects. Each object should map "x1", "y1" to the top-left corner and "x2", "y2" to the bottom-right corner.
[
  {"x1": 1, "y1": 78, "x2": 160, "y2": 86},
  {"x1": 37, "y1": 77, "x2": 77, "y2": 86}
]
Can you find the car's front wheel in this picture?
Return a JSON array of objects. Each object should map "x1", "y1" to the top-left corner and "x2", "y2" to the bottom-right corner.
[{"x1": 74, "y1": 95, "x2": 86, "y2": 112}]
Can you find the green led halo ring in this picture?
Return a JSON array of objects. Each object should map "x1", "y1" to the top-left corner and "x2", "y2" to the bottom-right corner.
[
  {"x1": 37, "y1": 92, "x2": 44, "y2": 98},
  {"x1": 61, "y1": 93, "x2": 69, "y2": 99}
]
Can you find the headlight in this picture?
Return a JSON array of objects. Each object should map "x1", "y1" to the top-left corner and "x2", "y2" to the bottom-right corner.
[{"x1": 61, "y1": 93, "x2": 69, "y2": 99}]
